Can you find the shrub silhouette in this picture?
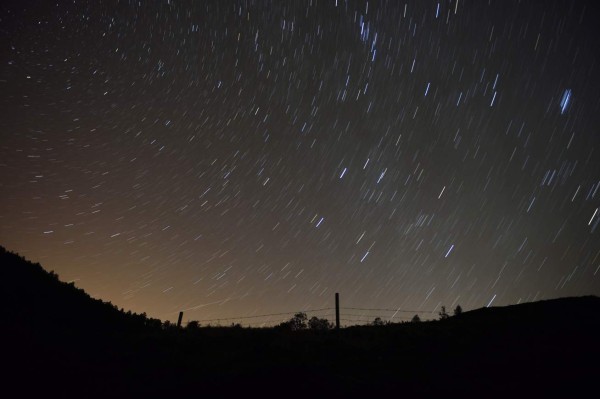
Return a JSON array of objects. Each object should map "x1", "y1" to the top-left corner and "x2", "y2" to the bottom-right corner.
[
  {"x1": 439, "y1": 306, "x2": 449, "y2": 320},
  {"x1": 412, "y1": 314, "x2": 421, "y2": 323},
  {"x1": 308, "y1": 316, "x2": 333, "y2": 330},
  {"x1": 186, "y1": 320, "x2": 200, "y2": 330},
  {"x1": 454, "y1": 305, "x2": 463, "y2": 316},
  {"x1": 372, "y1": 317, "x2": 386, "y2": 326},
  {"x1": 278, "y1": 312, "x2": 308, "y2": 330}
]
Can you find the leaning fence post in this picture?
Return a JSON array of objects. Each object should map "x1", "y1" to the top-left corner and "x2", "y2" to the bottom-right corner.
[{"x1": 177, "y1": 311, "x2": 184, "y2": 327}]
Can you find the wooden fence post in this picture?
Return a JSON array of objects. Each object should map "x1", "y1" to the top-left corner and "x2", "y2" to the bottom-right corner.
[{"x1": 335, "y1": 293, "x2": 340, "y2": 329}]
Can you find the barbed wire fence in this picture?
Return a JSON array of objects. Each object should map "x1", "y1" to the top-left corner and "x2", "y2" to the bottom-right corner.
[{"x1": 176, "y1": 300, "x2": 440, "y2": 328}]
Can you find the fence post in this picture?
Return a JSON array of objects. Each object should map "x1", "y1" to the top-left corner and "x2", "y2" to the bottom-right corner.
[
  {"x1": 177, "y1": 311, "x2": 184, "y2": 327},
  {"x1": 335, "y1": 293, "x2": 340, "y2": 329}
]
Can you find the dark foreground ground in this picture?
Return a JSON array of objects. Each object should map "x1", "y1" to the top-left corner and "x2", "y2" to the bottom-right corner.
[{"x1": 2, "y1": 246, "x2": 599, "y2": 398}]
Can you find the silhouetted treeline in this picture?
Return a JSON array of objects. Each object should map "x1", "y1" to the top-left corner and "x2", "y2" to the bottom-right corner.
[
  {"x1": 1, "y1": 246, "x2": 163, "y2": 333},
  {"x1": 2, "y1": 245, "x2": 599, "y2": 398}
]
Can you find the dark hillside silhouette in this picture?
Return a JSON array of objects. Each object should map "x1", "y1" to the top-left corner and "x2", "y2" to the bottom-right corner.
[{"x1": 2, "y1": 245, "x2": 599, "y2": 398}]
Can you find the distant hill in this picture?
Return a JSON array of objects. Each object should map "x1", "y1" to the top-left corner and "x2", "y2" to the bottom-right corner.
[
  {"x1": 1, "y1": 245, "x2": 160, "y2": 331},
  {"x1": 2, "y1": 245, "x2": 599, "y2": 398}
]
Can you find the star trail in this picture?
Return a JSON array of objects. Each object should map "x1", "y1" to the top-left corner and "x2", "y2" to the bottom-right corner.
[{"x1": 1, "y1": 0, "x2": 599, "y2": 325}]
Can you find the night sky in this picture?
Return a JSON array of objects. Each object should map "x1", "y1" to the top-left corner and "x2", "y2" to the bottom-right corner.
[{"x1": 1, "y1": 0, "x2": 599, "y2": 325}]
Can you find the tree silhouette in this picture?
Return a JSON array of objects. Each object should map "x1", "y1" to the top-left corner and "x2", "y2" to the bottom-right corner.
[
  {"x1": 412, "y1": 314, "x2": 421, "y2": 323},
  {"x1": 439, "y1": 306, "x2": 449, "y2": 320},
  {"x1": 372, "y1": 317, "x2": 386, "y2": 326},
  {"x1": 186, "y1": 320, "x2": 200, "y2": 330},
  {"x1": 308, "y1": 316, "x2": 333, "y2": 330},
  {"x1": 283, "y1": 312, "x2": 308, "y2": 330},
  {"x1": 454, "y1": 305, "x2": 463, "y2": 316}
]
